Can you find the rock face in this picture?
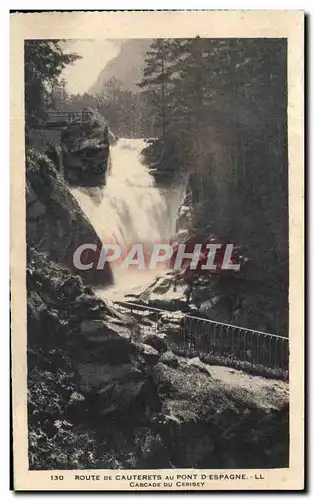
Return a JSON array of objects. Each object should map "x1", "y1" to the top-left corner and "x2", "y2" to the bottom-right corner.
[
  {"x1": 160, "y1": 351, "x2": 179, "y2": 368},
  {"x1": 26, "y1": 149, "x2": 112, "y2": 286},
  {"x1": 138, "y1": 344, "x2": 160, "y2": 366},
  {"x1": 141, "y1": 333, "x2": 168, "y2": 354},
  {"x1": 27, "y1": 249, "x2": 157, "y2": 419},
  {"x1": 59, "y1": 111, "x2": 112, "y2": 187}
]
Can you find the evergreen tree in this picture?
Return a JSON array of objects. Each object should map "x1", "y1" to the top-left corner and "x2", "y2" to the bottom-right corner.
[
  {"x1": 138, "y1": 39, "x2": 174, "y2": 137},
  {"x1": 24, "y1": 40, "x2": 80, "y2": 127}
]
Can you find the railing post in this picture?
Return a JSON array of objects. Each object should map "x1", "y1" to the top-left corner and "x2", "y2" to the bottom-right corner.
[
  {"x1": 274, "y1": 337, "x2": 279, "y2": 368},
  {"x1": 218, "y1": 325, "x2": 223, "y2": 356},
  {"x1": 212, "y1": 323, "x2": 216, "y2": 352},
  {"x1": 231, "y1": 326, "x2": 235, "y2": 359},
  {"x1": 281, "y1": 339, "x2": 286, "y2": 370}
]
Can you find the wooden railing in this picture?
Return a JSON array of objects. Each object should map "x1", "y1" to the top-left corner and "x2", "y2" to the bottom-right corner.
[{"x1": 30, "y1": 110, "x2": 94, "y2": 129}]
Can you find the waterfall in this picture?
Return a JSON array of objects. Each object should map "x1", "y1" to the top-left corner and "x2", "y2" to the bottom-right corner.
[{"x1": 71, "y1": 138, "x2": 185, "y2": 297}]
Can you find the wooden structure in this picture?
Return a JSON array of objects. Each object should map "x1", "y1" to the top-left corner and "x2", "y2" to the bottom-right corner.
[{"x1": 30, "y1": 110, "x2": 94, "y2": 130}]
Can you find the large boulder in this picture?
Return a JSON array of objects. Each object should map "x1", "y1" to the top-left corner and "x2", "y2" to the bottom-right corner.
[
  {"x1": 27, "y1": 248, "x2": 108, "y2": 342},
  {"x1": 76, "y1": 362, "x2": 146, "y2": 416},
  {"x1": 160, "y1": 351, "x2": 179, "y2": 368},
  {"x1": 26, "y1": 149, "x2": 112, "y2": 286},
  {"x1": 59, "y1": 110, "x2": 111, "y2": 187},
  {"x1": 142, "y1": 333, "x2": 168, "y2": 353},
  {"x1": 198, "y1": 295, "x2": 233, "y2": 322},
  {"x1": 67, "y1": 318, "x2": 137, "y2": 365},
  {"x1": 138, "y1": 344, "x2": 160, "y2": 366}
]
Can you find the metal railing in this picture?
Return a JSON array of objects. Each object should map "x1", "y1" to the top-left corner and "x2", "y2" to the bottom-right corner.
[
  {"x1": 115, "y1": 301, "x2": 289, "y2": 371},
  {"x1": 180, "y1": 315, "x2": 288, "y2": 371}
]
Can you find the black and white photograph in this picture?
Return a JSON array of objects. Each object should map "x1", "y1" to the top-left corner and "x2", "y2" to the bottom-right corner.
[{"x1": 10, "y1": 10, "x2": 304, "y2": 491}]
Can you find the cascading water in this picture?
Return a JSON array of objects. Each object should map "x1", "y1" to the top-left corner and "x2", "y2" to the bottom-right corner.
[{"x1": 71, "y1": 138, "x2": 186, "y2": 298}]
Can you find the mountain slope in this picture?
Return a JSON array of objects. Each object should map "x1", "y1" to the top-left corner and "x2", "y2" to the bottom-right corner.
[{"x1": 89, "y1": 39, "x2": 152, "y2": 95}]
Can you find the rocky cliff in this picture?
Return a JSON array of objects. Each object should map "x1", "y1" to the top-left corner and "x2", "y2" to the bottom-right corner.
[
  {"x1": 58, "y1": 111, "x2": 111, "y2": 187},
  {"x1": 26, "y1": 149, "x2": 112, "y2": 286}
]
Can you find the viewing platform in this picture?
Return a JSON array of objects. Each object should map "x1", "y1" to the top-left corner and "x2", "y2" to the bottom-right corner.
[{"x1": 30, "y1": 110, "x2": 94, "y2": 130}]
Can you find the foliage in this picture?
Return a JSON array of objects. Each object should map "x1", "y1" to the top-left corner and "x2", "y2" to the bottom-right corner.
[
  {"x1": 24, "y1": 40, "x2": 80, "y2": 140},
  {"x1": 138, "y1": 39, "x2": 175, "y2": 136},
  {"x1": 139, "y1": 37, "x2": 286, "y2": 135},
  {"x1": 50, "y1": 77, "x2": 155, "y2": 138},
  {"x1": 28, "y1": 363, "x2": 122, "y2": 470},
  {"x1": 140, "y1": 38, "x2": 288, "y2": 334}
]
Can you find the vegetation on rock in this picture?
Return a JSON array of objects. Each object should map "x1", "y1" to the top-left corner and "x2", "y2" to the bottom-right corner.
[{"x1": 25, "y1": 40, "x2": 80, "y2": 139}]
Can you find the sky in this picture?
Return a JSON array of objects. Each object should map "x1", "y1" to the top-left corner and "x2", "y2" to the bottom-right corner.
[{"x1": 60, "y1": 40, "x2": 123, "y2": 95}]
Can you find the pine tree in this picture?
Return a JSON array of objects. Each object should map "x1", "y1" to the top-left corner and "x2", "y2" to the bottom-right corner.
[{"x1": 138, "y1": 39, "x2": 174, "y2": 138}]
